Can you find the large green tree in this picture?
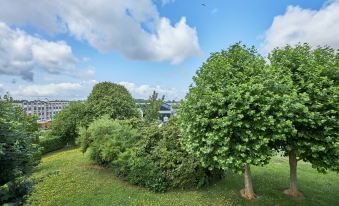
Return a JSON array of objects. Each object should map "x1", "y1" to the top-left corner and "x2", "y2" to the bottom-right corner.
[
  {"x1": 178, "y1": 43, "x2": 293, "y2": 199},
  {"x1": 143, "y1": 91, "x2": 164, "y2": 122},
  {"x1": 0, "y1": 101, "x2": 41, "y2": 205},
  {"x1": 269, "y1": 44, "x2": 339, "y2": 197},
  {"x1": 86, "y1": 82, "x2": 138, "y2": 124},
  {"x1": 51, "y1": 101, "x2": 86, "y2": 144}
]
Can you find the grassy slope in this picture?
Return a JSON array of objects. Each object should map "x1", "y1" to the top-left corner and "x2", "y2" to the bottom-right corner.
[{"x1": 26, "y1": 148, "x2": 339, "y2": 206}]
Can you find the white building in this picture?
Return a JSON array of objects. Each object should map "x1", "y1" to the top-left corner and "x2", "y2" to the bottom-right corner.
[{"x1": 17, "y1": 100, "x2": 69, "y2": 121}]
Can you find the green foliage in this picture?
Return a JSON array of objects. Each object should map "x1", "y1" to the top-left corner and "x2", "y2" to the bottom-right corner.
[
  {"x1": 78, "y1": 117, "x2": 222, "y2": 192},
  {"x1": 78, "y1": 116, "x2": 139, "y2": 165},
  {"x1": 39, "y1": 134, "x2": 65, "y2": 154},
  {"x1": 85, "y1": 82, "x2": 139, "y2": 124},
  {"x1": 178, "y1": 43, "x2": 294, "y2": 173},
  {"x1": 51, "y1": 101, "x2": 86, "y2": 145},
  {"x1": 269, "y1": 43, "x2": 339, "y2": 172},
  {"x1": 0, "y1": 101, "x2": 41, "y2": 205},
  {"x1": 152, "y1": 119, "x2": 223, "y2": 189},
  {"x1": 143, "y1": 91, "x2": 164, "y2": 122}
]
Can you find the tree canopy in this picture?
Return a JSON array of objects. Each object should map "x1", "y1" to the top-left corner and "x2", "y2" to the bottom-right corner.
[
  {"x1": 178, "y1": 43, "x2": 295, "y2": 199},
  {"x1": 51, "y1": 101, "x2": 86, "y2": 144},
  {"x1": 86, "y1": 82, "x2": 139, "y2": 123},
  {"x1": 269, "y1": 43, "x2": 339, "y2": 197},
  {"x1": 143, "y1": 91, "x2": 164, "y2": 122},
  {"x1": 0, "y1": 101, "x2": 41, "y2": 204}
]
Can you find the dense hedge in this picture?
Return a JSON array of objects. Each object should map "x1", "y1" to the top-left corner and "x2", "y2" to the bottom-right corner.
[
  {"x1": 77, "y1": 116, "x2": 223, "y2": 192},
  {"x1": 39, "y1": 136, "x2": 65, "y2": 154}
]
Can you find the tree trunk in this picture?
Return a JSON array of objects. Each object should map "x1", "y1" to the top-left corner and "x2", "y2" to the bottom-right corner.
[
  {"x1": 240, "y1": 164, "x2": 256, "y2": 200},
  {"x1": 283, "y1": 150, "x2": 304, "y2": 197}
]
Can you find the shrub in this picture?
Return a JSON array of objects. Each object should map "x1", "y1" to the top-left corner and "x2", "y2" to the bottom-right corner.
[
  {"x1": 39, "y1": 136, "x2": 65, "y2": 154},
  {"x1": 154, "y1": 120, "x2": 223, "y2": 189},
  {"x1": 78, "y1": 115, "x2": 139, "y2": 165},
  {"x1": 112, "y1": 148, "x2": 168, "y2": 192},
  {"x1": 78, "y1": 116, "x2": 223, "y2": 192}
]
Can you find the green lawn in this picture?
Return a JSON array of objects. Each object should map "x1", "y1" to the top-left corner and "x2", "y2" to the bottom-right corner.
[{"x1": 25, "y1": 148, "x2": 339, "y2": 206}]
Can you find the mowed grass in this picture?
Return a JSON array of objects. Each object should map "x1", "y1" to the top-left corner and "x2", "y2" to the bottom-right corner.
[{"x1": 25, "y1": 148, "x2": 339, "y2": 206}]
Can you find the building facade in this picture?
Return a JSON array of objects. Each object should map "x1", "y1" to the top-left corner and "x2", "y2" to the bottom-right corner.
[
  {"x1": 159, "y1": 102, "x2": 176, "y2": 123},
  {"x1": 16, "y1": 100, "x2": 69, "y2": 122}
]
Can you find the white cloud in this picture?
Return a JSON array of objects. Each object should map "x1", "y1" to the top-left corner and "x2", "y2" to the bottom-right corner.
[
  {"x1": 9, "y1": 80, "x2": 97, "y2": 99},
  {"x1": 118, "y1": 81, "x2": 183, "y2": 100},
  {"x1": 0, "y1": 0, "x2": 201, "y2": 64},
  {"x1": 161, "y1": 0, "x2": 175, "y2": 6},
  {"x1": 0, "y1": 22, "x2": 95, "y2": 80},
  {"x1": 3, "y1": 80, "x2": 183, "y2": 100},
  {"x1": 262, "y1": 0, "x2": 339, "y2": 53}
]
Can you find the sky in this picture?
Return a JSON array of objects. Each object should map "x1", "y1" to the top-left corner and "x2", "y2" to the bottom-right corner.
[{"x1": 0, "y1": 0, "x2": 338, "y2": 100}]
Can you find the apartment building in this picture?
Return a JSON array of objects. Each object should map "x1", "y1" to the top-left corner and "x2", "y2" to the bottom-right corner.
[{"x1": 17, "y1": 100, "x2": 69, "y2": 121}]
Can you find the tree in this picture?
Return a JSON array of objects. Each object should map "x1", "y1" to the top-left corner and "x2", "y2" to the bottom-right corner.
[
  {"x1": 0, "y1": 101, "x2": 41, "y2": 205},
  {"x1": 85, "y1": 82, "x2": 138, "y2": 124},
  {"x1": 269, "y1": 44, "x2": 339, "y2": 197},
  {"x1": 178, "y1": 43, "x2": 292, "y2": 199},
  {"x1": 51, "y1": 101, "x2": 86, "y2": 145},
  {"x1": 144, "y1": 91, "x2": 164, "y2": 122},
  {"x1": 3, "y1": 92, "x2": 13, "y2": 102}
]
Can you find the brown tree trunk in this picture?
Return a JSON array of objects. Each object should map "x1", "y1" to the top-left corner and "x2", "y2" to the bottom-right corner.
[
  {"x1": 283, "y1": 150, "x2": 304, "y2": 197},
  {"x1": 240, "y1": 164, "x2": 256, "y2": 200}
]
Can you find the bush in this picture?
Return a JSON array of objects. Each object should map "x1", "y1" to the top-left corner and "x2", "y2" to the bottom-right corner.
[
  {"x1": 78, "y1": 115, "x2": 139, "y2": 165},
  {"x1": 0, "y1": 177, "x2": 33, "y2": 205},
  {"x1": 154, "y1": 120, "x2": 223, "y2": 189},
  {"x1": 112, "y1": 148, "x2": 168, "y2": 192},
  {"x1": 78, "y1": 116, "x2": 223, "y2": 192},
  {"x1": 39, "y1": 136, "x2": 65, "y2": 154}
]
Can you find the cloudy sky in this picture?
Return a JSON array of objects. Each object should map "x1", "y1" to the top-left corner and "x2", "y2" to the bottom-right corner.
[{"x1": 0, "y1": 0, "x2": 338, "y2": 100}]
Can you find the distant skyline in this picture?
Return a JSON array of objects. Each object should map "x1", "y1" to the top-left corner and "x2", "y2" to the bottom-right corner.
[{"x1": 0, "y1": 0, "x2": 338, "y2": 100}]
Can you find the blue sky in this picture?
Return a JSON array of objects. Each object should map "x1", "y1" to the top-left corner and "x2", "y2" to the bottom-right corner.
[{"x1": 0, "y1": 0, "x2": 337, "y2": 100}]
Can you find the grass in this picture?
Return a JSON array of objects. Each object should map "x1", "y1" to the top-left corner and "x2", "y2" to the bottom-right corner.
[{"x1": 25, "y1": 148, "x2": 339, "y2": 206}]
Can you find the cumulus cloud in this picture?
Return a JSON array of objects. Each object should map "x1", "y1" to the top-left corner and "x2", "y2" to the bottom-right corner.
[
  {"x1": 118, "y1": 81, "x2": 184, "y2": 100},
  {"x1": 10, "y1": 80, "x2": 97, "y2": 99},
  {"x1": 262, "y1": 0, "x2": 339, "y2": 53},
  {"x1": 3, "y1": 80, "x2": 183, "y2": 100},
  {"x1": 0, "y1": 0, "x2": 201, "y2": 64},
  {"x1": 0, "y1": 22, "x2": 95, "y2": 80}
]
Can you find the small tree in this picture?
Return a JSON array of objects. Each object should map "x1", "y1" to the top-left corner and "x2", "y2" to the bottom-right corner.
[
  {"x1": 85, "y1": 82, "x2": 138, "y2": 124},
  {"x1": 178, "y1": 43, "x2": 292, "y2": 199},
  {"x1": 51, "y1": 101, "x2": 86, "y2": 145},
  {"x1": 144, "y1": 91, "x2": 164, "y2": 122},
  {"x1": 269, "y1": 44, "x2": 339, "y2": 197},
  {"x1": 3, "y1": 92, "x2": 13, "y2": 102}
]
